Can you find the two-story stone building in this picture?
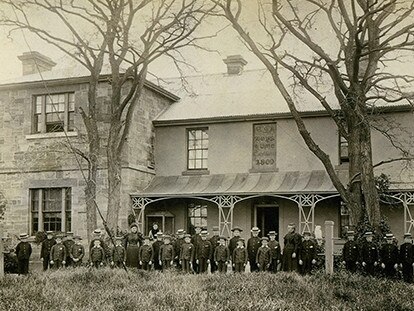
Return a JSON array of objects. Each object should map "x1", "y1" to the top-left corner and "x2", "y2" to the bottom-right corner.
[
  {"x1": 0, "y1": 51, "x2": 177, "y2": 238},
  {"x1": 131, "y1": 55, "x2": 414, "y2": 243}
]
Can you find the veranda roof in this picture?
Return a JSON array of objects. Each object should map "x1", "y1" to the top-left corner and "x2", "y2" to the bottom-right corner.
[{"x1": 131, "y1": 170, "x2": 338, "y2": 197}]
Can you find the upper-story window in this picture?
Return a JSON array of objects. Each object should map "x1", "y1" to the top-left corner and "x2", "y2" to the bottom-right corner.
[
  {"x1": 339, "y1": 135, "x2": 349, "y2": 164},
  {"x1": 187, "y1": 128, "x2": 208, "y2": 170},
  {"x1": 33, "y1": 93, "x2": 75, "y2": 133}
]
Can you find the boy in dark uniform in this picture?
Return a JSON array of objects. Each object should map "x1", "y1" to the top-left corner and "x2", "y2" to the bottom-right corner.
[
  {"x1": 268, "y1": 231, "x2": 281, "y2": 273},
  {"x1": 90, "y1": 239, "x2": 105, "y2": 268},
  {"x1": 342, "y1": 231, "x2": 359, "y2": 273},
  {"x1": 40, "y1": 231, "x2": 56, "y2": 271},
  {"x1": 63, "y1": 232, "x2": 75, "y2": 267},
  {"x1": 380, "y1": 233, "x2": 399, "y2": 279},
  {"x1": 159, "y1": 235, "x2": 174, "y2": 271},
  {"x1": 111, "y1": 236, "x2": 126, "y2": 268},
  {"x1": 139, "y1": 236, "x2": 154, "y2": 271},
  {"x1": 233, "y1": 238, "x2": 247, "y2": 273},
  {"x1": 196, "y1": 230, "x2": 212, "y2": 273},
  {"x1": 70, "y1": 235, "x2": 85, "y2": 267},
  {"x1": 191, "y1": 226, "x2": 203, "y2": 273},
  {"x1": 229, "y1": 227, "x2": 242, "y2": 271},
  {"x1": 299, "y1": 231, "x2": 317, "y2": 275},
  {"x1": 282, "y1": 223, "x2": 302, "y2": 272},
  {"x1": 180, "y1": 234, "x2": 195, "y2": 273},
  {"x1": 173, "y1": 229, "x2": 185, "y2": 270},
  {"x1": 15, "y1": 233, "x2": 32, "y2": 275},
  {"x1": 256, "y1": 237, "x2": 272, "y2": 272},
  {"x1": 209, "y1": 226, "x2": 220, "y2": 273},
  {"x1": 152, "y1": 232, "x2": 163, "y2": 271},
  {"x1": 247, "y1": 227, "x2": 262, "y2": 272},
  {"x1": 399, "y1": 233, "x2": 414, "y2": 283},
  {"x1": 50, "y1": 235, "x2": 67, "y2": 269},
  {"x1": 214, "y1": 236, "x2": 230, "y2": 273},
  {"x1": 360, "y1": 231, "x2": 379, "y2": 276}
]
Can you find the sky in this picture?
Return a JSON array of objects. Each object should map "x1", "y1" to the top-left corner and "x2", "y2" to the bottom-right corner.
[{"x1": 0, "y1": 2, "x2": 265, "y2": 82}]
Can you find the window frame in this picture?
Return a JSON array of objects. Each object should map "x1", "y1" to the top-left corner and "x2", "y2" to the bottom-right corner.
[
  {"x1": 32, "y1": 92, "x2": 75, "y2": 134},
  {"x1": 186, "y1": 127, "x2": 209, "y2": 171},
  {"x1": 30, "y1": 187, "x2": 72, "y2": 234},
  {"x1": 339, "y1": 134, "x2": 349, "y2": 164},
  {"x1": 187, "y1": 202, "x2": 208, "y2": 235}
]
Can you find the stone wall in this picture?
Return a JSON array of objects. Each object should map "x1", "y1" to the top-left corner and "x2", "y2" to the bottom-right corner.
[{"x1": 0, "y1": 78, "x2": 173, "y2": 237}]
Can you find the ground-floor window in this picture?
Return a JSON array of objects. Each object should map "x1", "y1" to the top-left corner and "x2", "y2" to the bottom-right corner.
[
  {"x1": 30, "y1": 188, "x2": 71, "y2": 234},
  {"x1": 188, "y1": 202, "x2": 207, "y2": 234}
]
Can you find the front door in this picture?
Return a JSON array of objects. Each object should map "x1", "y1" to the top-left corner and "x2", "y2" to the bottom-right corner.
[{"x1": 255, "y1": 204, "x2": 279, "y2": 237}]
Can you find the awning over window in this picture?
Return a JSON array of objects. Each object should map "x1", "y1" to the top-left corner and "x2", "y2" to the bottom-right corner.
[{"x1": 131, "y1": 170, "x2": 338, "y2": 197}]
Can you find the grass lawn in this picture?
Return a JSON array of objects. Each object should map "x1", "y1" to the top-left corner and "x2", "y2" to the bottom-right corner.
[{"x1": 0, "y1": 268, "x2": 413, "y2": 311}]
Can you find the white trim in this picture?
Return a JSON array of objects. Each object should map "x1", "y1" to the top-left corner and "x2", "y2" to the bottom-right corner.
[{"x1": 25, "y1": 131, "x2": 78, "y2": 140}]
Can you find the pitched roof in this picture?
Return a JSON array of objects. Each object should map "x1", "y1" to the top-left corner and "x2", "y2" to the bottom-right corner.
[{"x1": 153, "y1": 69, "x2": 328, "y2": 123}]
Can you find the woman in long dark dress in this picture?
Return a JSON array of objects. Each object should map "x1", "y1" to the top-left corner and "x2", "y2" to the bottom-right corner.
[
  {"x1": 282, "y1": 223, "x2": 302, "y2": 272},
  {"x1": 125, "y1": 223, "x2": 141, "y2": 268}
]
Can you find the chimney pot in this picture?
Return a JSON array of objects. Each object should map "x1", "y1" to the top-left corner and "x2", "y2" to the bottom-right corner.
[
  {"x1": 17, "y1": 51, "x2": 56, "y2": 76},
  {"x1": 223, "y1": 55, "x2": 247, "y2": 75}
]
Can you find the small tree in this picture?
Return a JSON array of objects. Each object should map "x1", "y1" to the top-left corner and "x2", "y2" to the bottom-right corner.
[{"x1": 214, "y1": 0, "x2": 414, "y2": 229}]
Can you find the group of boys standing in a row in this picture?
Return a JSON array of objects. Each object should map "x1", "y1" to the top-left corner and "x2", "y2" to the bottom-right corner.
[
  {"x1": 14, "y1": 222, "x2": 318, "y2": 275},
  {"x1": 342, "y1": 230, "x2": 414, "y2": 283}
]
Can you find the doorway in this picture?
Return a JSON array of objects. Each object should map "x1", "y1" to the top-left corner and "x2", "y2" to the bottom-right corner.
[{"x1": 255, "y1": 204, "x2": 279, "y2": 237}]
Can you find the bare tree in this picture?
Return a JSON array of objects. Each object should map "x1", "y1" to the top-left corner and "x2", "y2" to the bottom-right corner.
[
  {"x1": 1, "y1": 0, "x2": 215, "y2": 237},
  {"x1": 213, "y1": 0, "x2": 414, "y2": 228}
]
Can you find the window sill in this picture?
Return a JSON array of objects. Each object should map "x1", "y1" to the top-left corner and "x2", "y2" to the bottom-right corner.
[
  {"x1": 182, "y1": 169, "x2": 210, "y2": 176},
  {"x1": 26, "y1": 132, "x2": 78, "y2": 140},
  {"x1": 335, "y1": 162, "x2": 349, "y2": 170}
]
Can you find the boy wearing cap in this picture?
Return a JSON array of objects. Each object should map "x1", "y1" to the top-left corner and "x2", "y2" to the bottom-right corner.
[
  {"x1": 380, "y1": 233, "x2": 399, "y2": 279},
  {"x1": 342, "y1": 231, "x2": 359, "y2": 273},
  {"x1": 399, "y1": 233, "x2": 414, "y2": 283},
  {"x1": 229, "y1": 227, "x2": 242, "y2": 270},
  {"x1": 153, "y1": 232, "x2": 163, "y2": 271},
  {"x1": 268, "y1": 231, "x2": 281, "y2": 273},
  {"x1": 15, "y1": 233, "x2": 32, "y2": 275},
  {"x1": 299, "y1": 232, "x2": 317, "y2": 275},
  {"x1": 159, "y1": 235, "x2": 175, "y2": 271},
  {"x1": 282, "y1": 223, "x2": 302, "y2": 272},
  {"x1": 111, "y1": 236, "x2": 126, "y2": 268},
  {"x1": 70, "y1": 236, "x2": 85, "y2": 267},
  {"x1": 360, "y1": 232, "x2": 379, "y2": 276},
  {"x1": 196, "y1": 230, "x2": 212, "y2": 274},
  {"x1": 214, "y1": 236, "x2": 230, "y2": 273},
  {"x1": 209, "y1": 226, "x2": 220, "y2": 273},
  {"x1": 180, "y1": 234, "x2": 195, "y2": 273},
  {"x1": 256, "y1": 237, "x2": 272, "y2": 272},
  {"x1": 139, "y1": 236, "x2": 154, "y2": 271},
  {"x1": 248, "y1": 227, "x2": 262, "y2": 272},
  {"x1": 63, "y1": 232, "x2": 75, "y2": 267},
  {"x1": 50, "y1": 235, "x2": 67, "y2": 269},
  {"x1": 90, "y1": 239, "x2": 106, "y2": 268},
  {"x1": 40, "y1": 231, "x2": 56, "y2": 271},
  {"x1": 174, "y1": 229, "x2": 185, "y2": 270},
  {"x1": 233, "y1": 238, "x2": 248, "y2": 273}
]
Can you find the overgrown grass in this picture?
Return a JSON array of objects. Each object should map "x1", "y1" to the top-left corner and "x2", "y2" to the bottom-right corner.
[{"x1": 1, "y1": 269, "x2": 413, "y2": 311}]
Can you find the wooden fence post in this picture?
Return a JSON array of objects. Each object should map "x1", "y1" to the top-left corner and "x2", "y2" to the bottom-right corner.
[{"x1": 325, "y1": 220, "x2": 334, "y2": 274}]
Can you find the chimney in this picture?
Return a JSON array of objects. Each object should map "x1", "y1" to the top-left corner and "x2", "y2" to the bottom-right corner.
[
  {"x1": 17, "y1": 51, "x2": 57, "y2": 75},
  {"x1": 223, "y1": 55, "x2": 247, "y2": 75}
]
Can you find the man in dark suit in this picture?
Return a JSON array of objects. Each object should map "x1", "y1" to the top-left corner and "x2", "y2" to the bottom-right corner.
[
  {"x1": 380, "y1": 233, "x2": 399, "y2": 279},
  {"x1": 360, "y1": 231, "x2": 379, "y2": 276},
  {"x1": 247, "y1": 227, "x2": 262, "y2": 272},
  {"x1": 342, "y1": 231, "x2": 359, "y2": 273},
  {"x1": 40, "y1": 231, "x2": 56, "y2": 271},
  {"x1": 399, "y1": 232, "x2": 414, "y2": 283}
]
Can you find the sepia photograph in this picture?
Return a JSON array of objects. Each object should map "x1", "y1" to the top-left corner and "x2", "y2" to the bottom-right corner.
[{"x1": 0, "y1": 0, "x2": 413, "y2": 310}]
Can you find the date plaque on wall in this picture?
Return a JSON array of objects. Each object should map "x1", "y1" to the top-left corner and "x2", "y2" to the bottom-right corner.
[{"x1": 252, "y1": 123, "x2": 277, "y2": 171}]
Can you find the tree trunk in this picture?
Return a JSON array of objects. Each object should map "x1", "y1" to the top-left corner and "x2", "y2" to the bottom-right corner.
[
  {"x1": 85, "y1": 141, "x2": 98, "y2": 242},
  {"x1": 106, "y1": 123, "x2": 122, "y2": 232}
]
